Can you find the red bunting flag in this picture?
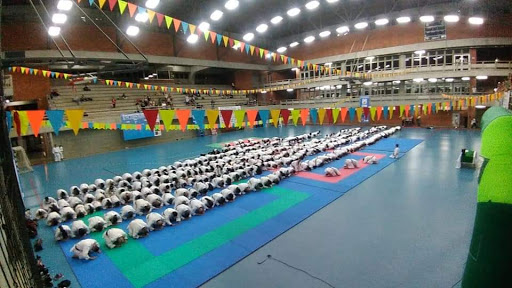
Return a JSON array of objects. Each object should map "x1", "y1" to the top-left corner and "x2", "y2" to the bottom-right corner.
[
  {"x1": 280, "y1": 109, "x2": 291, "y2": 126},
  {"x1": 143, "y1": 110, "x2": 159, "y2": 131},
  {"x1": 156, "y1": 13, "x2": 164, "y2": 27},
  {"x1": 326, "y1": 109, "x2": 333, "y2": 124},
  {"x1": 220, "y1": 110, "x2": 233, "y2": 128},
  {"x1": 108, "y1": 0, "x2": 117, "y2": 11}
]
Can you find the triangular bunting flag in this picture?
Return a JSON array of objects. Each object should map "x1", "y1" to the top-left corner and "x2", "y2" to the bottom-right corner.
[
  {"x1": 99, "y1": 0, "x2": 107, "y2": 9},
  {"x1": 65, "y1": 109, "x2": 84, "y2": 135},
  {"x1": 220, "y1": 110, "x2": 233, "y2": 128},
  {"x1": 192, "y1": 110, "x2": 205, "y2": 130},
  {"x1": 300, "y1": 109, "x2": 309, "y2": 126},
  {"x1": 6, "y1": 111, "x2": 12, "y2": 132},
  {"x1": 173, "y1": 19, "x2": 181, "y2": 32},
  {"x1": 234, "y1": 110, "x2": 246, "y2": 128},
  {"x1": 189, "y1": 24, "x2": 196, "y2": 35},
  {"x1": 291, "y1": 110, "x2": 300, "y2": 126},
  {"x1": 17, "y1": 111, "x2": 29, "y2": 136},
  {"x1": 118, "y1": 0, "x2": 127, "y2": 14},
  {"x1": 246, "y1": 110, "x2": 258, "y2": 128},
  {"x1": 127, "y1": 2, "x2": 137, "y2": 17},
  {"x1": 176, "y1": 110, "x2": 191, "y2": 132},
  {"x1": 165, "y1": 15, "x2": 173, "y2": 29},
  {"x1": 13, "y1": 111, "x2": 21, "y2": 136},
  {"x1": 318, "y1": 108, "x2": 326, "y2": 125},
  {"x1": 156, "y1": 13, "x2": 164, "y2": 27},
  {"x1": 383, "y1": 106, "x2": 389, "y2": 119},
  {"x1": 376, "y1": 106, "x2": 383, "y2": 121},
  {"x1": 216, "y1": 34, "x2": 222, "y2": 46},
  {"x1": 340, "y1": 108, "x2": 348, "y2": 123},
  {"x1": 108, "y1": 0, "x2": 117, "y2": 11},
  {"x1": 399, "y1": 105, "x2": 405, "y2": 117},
  {"x1": 326, "y1": 109, "x2": 333, "y2": 124},
  {"x1": 404, "y1": 105, "x2": 410, "y2": 117},
  {"x1": 209, "y1": 31, "x2": 216, "y2": 44},
  {"x1": 356, "y1": 108, "x2": 363, "y2": 122},
  {"x1": 310, "y1": 109, "x2": 318, "y2": 124},
  {"x1": 206, "y1": 110, "x2": 219, "y2": 129},
  {"x1": 181, "y1": 22, "x2": 189, "y2": 34},
  {"x1": 222, "y1": 36, "x2": 229, "y2": 47},
  {"x1": 143, "y1": 109, "x2": 159, "y2": 131},
  {"x1": 270, "y1": 109, "x2": 280, "y2": 127},
  {"x1": 280, "y1": 109, "x2": 291, "y2": 126},
  {"x1": 46, "y1": 110, "x2": 65, "y2": 135},
  {"x1": 258, "y1": 110, "x2": 270, "y2": 127},
  {"x1": 26, "y1": 110, "x2": 46, "y2": 137},
  {"x1": 370, "y1": 107, "x2": 376, "y2": 121},
  {"x1": 332, "y1": 108, "x2": 340, "y2": 124},
  {"x1": 348, "y1": 108, "x2": 355, "y2": 122}
]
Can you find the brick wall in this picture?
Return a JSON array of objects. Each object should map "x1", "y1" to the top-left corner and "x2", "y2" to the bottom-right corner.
[{"x1": 10, "y1": 72, "x2": 50, "y2": 109}]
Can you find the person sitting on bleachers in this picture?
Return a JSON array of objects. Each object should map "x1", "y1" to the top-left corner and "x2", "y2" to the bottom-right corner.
[
  {"x1": 72, "y1": 96, "x2": 81, "y2": 105},
  {"x1": 83, "y1": 85, "x2": 91, "y2": 92}
]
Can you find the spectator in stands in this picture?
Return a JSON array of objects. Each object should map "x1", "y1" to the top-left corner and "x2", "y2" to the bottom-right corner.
[
  {"x1": 80, "y1": 95, "x2": 92, "y2": 102},
  {"x1": 50, "y1": 89, "x2": 60, "y2": 98},
  {"x1": 111, "y1": 97, "x2": 116, "y2": 109},
  {"x1": 416, "y1": 116, "x2": 422, "y2": 127},
  {"x1": 471, "y1": 118, "x2": 477, "y2": 128},
  {"x1": 72, "y1": 96, "x2": 81, "y2": 105},
  {"x1": 211, "y1": 99, "x2": 215, "y2": 108},
  {"x1": 83, "y1": 85, "x2": 91, "y2": 92},
  {"x1": 59, "y1": 145, "x2": 64, "y2": 160},
  {"x1": 185, "y1": 95, "x2": 190, "y2": 105},
  {"x1": 120, "y1": 93, "x2": 127, "y2": 100},
  {"x1": 53, "y1": 145, "x2": 62, "y2": 162}
]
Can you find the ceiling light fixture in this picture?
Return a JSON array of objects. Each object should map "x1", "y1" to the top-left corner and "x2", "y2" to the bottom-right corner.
[
  {"x1": 354, "y1": 22, "x2": 368, "y2": 29},
  {"x1": 145, "y1": 0, "x2": 160, "y2": 9},
  {"x1": 326, "y1": 0, "x2": 339, "y2": 3},
  {"x1": 413, "y1": 78, "x2": 424, "y2": 83},
  {"x1": 462, "y1": 77, "x2": 470, "y2": 81},
  {"x1": 256, "y1": 24, "x2": 268, "y2": 33},
  {"x1": 444, "y1": 15, "x2": 459, "y2": 22},
  {"x1": 305, "y1": 1, "x2": 320, "y2": 10},
  {"x1": 375, "y1": 18, "x2": 389, "y2": 26},
  {"x1": 365, "y1": 56, "x2": 375, "y2": 61},
  {"x1": 271, "y1": 16, "x2": 283, "y2": 24},
  {"x1": 468, "y1": 17, "x2": 484, "y2": 25},
  {"x1": 225, "y1": 0, "x2": 239, "y2": 10},
  {"x1": 243, "y1": 33, "x2": 254, "y2": 42},
  {"x1": 445, "y1": 78, "x2": 454, "y2": 82},
  {"x1": 336, "y1": 26, "x2": 349, "y2": 34},
  {"x1": 135, "y1": 12, "x2": 148, "y2": 23},
  {"x1": 304, "y1": 36, "x2": 315, "y2": 43},
  {"x1": 396, "y1": 16, "x2": 411, "y2": 23},
  {"x1": 363, "y1": 81, "x2": 373, "y2": 86},
  {"x1": 261, "y1": 90, "x2": 267, "y2": 94},
  {"x1": 287, "y1": 8, "x2": 301, "y2": 17},
  {"x1": 420, "y1": 15, "x2": 435, "y2": 23},
  {"x1": 48, "y1": 26, "x2": 61, "y2": 37},
  {"x1": 52, "y1": 13, "x2": 67, "y2": 24},
  {"x1": 276, "y1": 47, "x2": 287, "y2": 53},
  {"x1": 187, "y1": 34, "x2": 199, "y2": 44},
  {"x1": 57, "y1": 0, "x2": 72, "y2": 11},
  {"x1": 126, "y1": 25, "x2": 140, "y2": 36},
  {"x1": 198, "y1": 22, "x2": 210, "y2": 31},
  {"x1": 428, "y1": 78, "x2": 438, "y2": 83},
  {"x1": 287, "y1": 89, "x2": 294, "y2": 92},
  {"x1": 289, "y1": 42, "x2": 299, "y2": 47},
  {"x1": 210, "y1": 10, "x2": 223, "y2": 21},
  {"x1": 414, "y1": 50, "x2": 426, "y2": 55},
  {"x1": 319, "y1": 30, "x2": 331, "y2": 37},
  {"x1": 476, "y1": 75, "x2": 488, "y2": 80}
]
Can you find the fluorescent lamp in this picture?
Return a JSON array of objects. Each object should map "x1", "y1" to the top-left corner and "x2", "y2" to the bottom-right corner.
[
  {"x1": 243, "y1": 33, "x2": 254, "y2": 42},
  {"x1": 210, "y1": 10, "x2": 223, "y2": 21},
  {"x1": 145, "y1": 0, "x2": 160, "y2": 9},
  {"x1": 287, "y1": 8, "x2": 301, "y2": 17},
  {"x1": 413, "y1": 78, "x2": 424, "y2": 83},
  {"x1": 198, "y1": 22, "x2": 210, "y2": 31},
  {"x1": 475, "y1": 105, "x2": 486, "y2": 109},
  {"x1": 261, "y1": 90, "x2": 267, "y2": 94},
  {"x1": 291, "y1": 68, "x2": 298, "y2": 71},
  {"x1": 476, "y1": 75, "x2": 488, "y2": 80},
  {"x1": 327, "y1": 0, "x2": 339, "y2": 2},
  {"x1": 187, "y1": 34, "x2": 199, "y2": 44},
  {"x1": 319, "y1": 30, "x2": 331, "y2": 37},
  {"x1": 135, "y1": 13, "x2": 148, "y2": 23},
  {"x1": 256, "y1": 24, "x2": 268, "y2": 33},
  {"x1": 304, "y1": 36, "x2": 315, "y2": 43},
  {"x1": 271, "y1": 16, "x2": 283, "y2": 24},
  {"x1": 354, "y1": 22, "x2": 368, "y2": 29},
  {"x1": 289, "y1": 42, "x2": 299, "y2": 47},
  {"x1": 324, "y1": 62, "x2": 332, "y2": 66},
  {"x1": 126, "y1": 25, "x2": 139, "y2": 36},
  {"x1": 48, "y1": 26, "x2": 61, "y2": 37},
  {"x1": 420, "y1": 15, "x2": 435, "y2": 23},
  {"x1": 428, "y1": 78, "x2": 438, "y2": 83},
  {"x1": 396, "y1": 16, "x2": 411, "y2": 23},
  {"x1": 365, "y1": 56, "x2": 375, "y2": 61},
  {"x1": 444, "y1": 15, "x2": 459, "y2": 23},
  {"x1": 287, "y1": 89, "x2": 294, "y2": 92},
  {"x1": 52, "y1": 13, "x2": 67, "y2": 24},
  {"x1": 225, "y1": 0, "x2": 239, "y2": 10},
  {"x1": 462, "y1": 77, "x2": 470, "y2": 81},
  {"x1": 363, "y1": 81, "x2": 373, "y2": 86},
  {"x1": 375, "y1": 18, "x2": 389, "y2": 26},
  {"x1": 336, "y1": 26, "x2": 349, "y2": 34},
  {"x1": 445, "y1": 78, "x2": 454, "y2": 82},
  {"x1": 468, "y1": 17, "x2": 484, "y2": 25},
  {"x1": 57, "y1": 0, "x2": 72, "y2": 11},
  {"x1": 393, "y1": 80, "x2": 401, "y2": 84},
  {"x1": 305, "y1": 1, "x2": 320, "y2": 10},
  {"x1": 276, "y1": 47, "x2": 287, "y2": 53},
  {"x1": 414, "y1": 50, "x2": 426, "y2": 55}
]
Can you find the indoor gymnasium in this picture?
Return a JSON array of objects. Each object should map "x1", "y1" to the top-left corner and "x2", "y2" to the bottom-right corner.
[{"x1": 0, "y1": 1, "x2": 511, "y2": 288}]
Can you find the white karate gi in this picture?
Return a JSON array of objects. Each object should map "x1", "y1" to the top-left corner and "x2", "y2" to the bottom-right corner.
[
  {"x1": 71, "y1": 220, "x2": 90, "y2": 238},
  {"x1": 54, "y1": 225, "x2": 71, "y2": 241},
  {"x1": 390, "y1": 146, "x2": 400, "y2": 159},
  {"x1": 190, "y1": 199, "x2": 206, "y2": 215},
  {"x1": 162, "y1": 208, "x2": 179, "y2": 225},
  {"x1": 88, "y1": 216, "x2": 106, "y2": 232},
  {"x1": 201, "y1": 196, "x2": 215, "y2": 209},
  {"x1": 363, "y1": 156, "x2": 378, "y2": 164},
  {"x1": 70, "y1": 239, "x2": 100, "y2": 260},
  {"x1": 176, "y1": 204, "x2": 192, "y2": 220},
  {"x1": 212, "y1": 193, "x2": 226, "y2": 206},
  {"x1": 52, "y1": 146, "x2": 61, "y2": 162},
  {"x1": 146, "y1": 213, "x2": 165, "y2": 230},
  {"x1": 221, "y1": 189, "x2": 236, "y2": 202},
  {"x1": 104, "y1": 211, "x2": 122, "y2": 226},
  {"x1": 344, "y1": 159, "x2": 359, "y2": 169},
  {"x1": 127, "y1": 219, "x2": 150, "y2": 239},
  {"x1": 134, "y1": 199, "x2": 152, "y2": 215},
  {"x1": 146, "y1": 194, "x2": 163, "y2": 209},
  {"x1": 121, "y1": 205, "x2": 136, "y2": 219},
  {"x1": 60, "y1": 206, "x2": 77, "y2": 221},
  {"x1": 103, "y1": 228, "x2": 128, "y2": 249},
  {"x1": 174, "y1": 196, "x2": 190, "y2": 208},
  {"x1": 46, "y1": 212, "x2": 61, "y2": 226},
  {"x1": 325, "y1": 167, "x2": 341, "y2": 177}
]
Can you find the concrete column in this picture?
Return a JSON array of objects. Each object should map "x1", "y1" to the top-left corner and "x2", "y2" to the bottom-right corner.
[
  {"x1": 187, "y1": 66, "x2": 208, "y2": 85},
  {"x1": 399, "y1": 55, "x2": 407, "y2": 70}
]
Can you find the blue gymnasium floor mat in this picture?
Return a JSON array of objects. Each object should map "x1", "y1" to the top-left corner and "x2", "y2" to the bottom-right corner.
[{"x1": 361, "y1": 137, "x2": 423, "y2": 153}]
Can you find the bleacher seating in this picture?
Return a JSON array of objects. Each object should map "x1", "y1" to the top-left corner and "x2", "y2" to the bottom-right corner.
[{"x1": 49, "y1": 84, "x2": 252, "y2": 122}]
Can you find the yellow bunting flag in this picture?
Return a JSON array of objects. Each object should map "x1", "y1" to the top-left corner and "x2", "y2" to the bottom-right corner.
[
  {"x1": 65, "y1": 109, "x2": 84, "y2": 135},
  {"x1": 159, "y1": 110, "x2": 175, "y2": 131},
  {"x1": 222, "y1": 36, "x2": 229, "y2": 47},
  {"x1": 118, "y1": 0, "x2": 127, "y2": 14},
  {"x1": 270, "y1": 109, "x2": 280, "y2": 127},
  {"x1": 165, "y1": 16, "x2": 173, "y2": 29},
  {"x1": 318, "y1": 108, "x2": 326, "y2": 125},
  {"x1": 234, "y1": 110, "x2": 246, "y2": 128},
  {"x1": 16, "y1": 111, "x2": 30, "y2": 135},
  {"x1": 291, "y1": 110, "x2": 300, "y2": 126},
  {"x1": 206, "y1": 110, "x2": 219, "y2": 130},
  {"x1": 99, "y1": 0, "x2": 106, "y2": 9},
  {"x1": 356, "y1": 108, "x2": 363, "y2": 122}
]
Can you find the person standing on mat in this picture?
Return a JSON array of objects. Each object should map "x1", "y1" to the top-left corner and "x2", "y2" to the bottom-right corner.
[{"x1": 390, "y1": 144, "x2": 400, "y2": 159}]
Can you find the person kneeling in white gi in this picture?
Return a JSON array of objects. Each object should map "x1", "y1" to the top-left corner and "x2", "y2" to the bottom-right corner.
[
  {"x1": 55, "y1": 225, "x2": 72, "y2": 241},
  {"x1": 363, "y1": 155, "x2": 378, "y2": 164},
  {"x1": 325, "y1": 167, "x2": 341, "y2": 177},
  {"x1": 71, "y1": 220, "x2": 90, "y2": 238},
  {"x1": 103, "y1": 228, "x2": 128, "y2": 249},
  {"x1": 146, "y1": 213, "x2": 165, "y2": 231},
  {"x1": 190, "y1": 199, "x2": 206, "y2": 215},
  {"x1": 344, "y1": 159, "x2": 359, "y2": 169},
  {"x1": 70, "y1": 239, "x2": 101, "y2": 260},
  {"x1": 176, "y1": 204, "x2": 192, "y2": 220},
  {"x1": 127, "y1": 219, "x2": 150, "y2": 239},
  {"x1": 88, "y1": 216, "x2": 107, "y2": 232}
]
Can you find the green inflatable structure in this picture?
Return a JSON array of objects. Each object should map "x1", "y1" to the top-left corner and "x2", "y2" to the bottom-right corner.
[{"x1": 462, "y1": 107, "x2": 512, "y2": 287}]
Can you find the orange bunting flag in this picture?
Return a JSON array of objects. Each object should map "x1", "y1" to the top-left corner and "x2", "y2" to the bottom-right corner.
[
  {"x1": 127, "y1": 3, "x2": 137, "y2": 17},
  {"x1": 340, "y1": 107, "x2": 348, "y2": 123},
  {"x1": 26, "y1": 110, "x2": 46, "y2": 137},
  {"x1": 376, "y1": 106, "x2": 383, "y2": 121},
  {"x1": 176, "y1": 110, "x2": 190, "y2": 132},
  {"x1": 173, "y1": 19, "x2": 181, "y2": 32},
  {"x1": 65, "y1": 109, "x2": 84, "y2": 135},
  {"x1": 300, "y1": 109, "x2": 309, "y2": 126},
  {"x1": 404, "y1": 105, "x2": 410, "y2": 117},
  {"x1": 246, "y1": 110, "x2": 259, "y2": 128}
]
